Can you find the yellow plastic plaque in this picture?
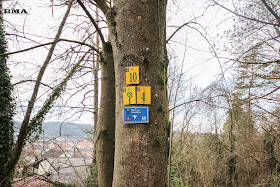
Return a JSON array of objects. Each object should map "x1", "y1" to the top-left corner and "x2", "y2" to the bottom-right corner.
[
  {"x1": 123, "y1": 86, "x2": 136, "y2": 105},
  {"x1": 126, "y1": 66, "x2": 139, "y2": 85},
  {"x1": 137, "y1": 86, "x2": 151, "y2": 105}
]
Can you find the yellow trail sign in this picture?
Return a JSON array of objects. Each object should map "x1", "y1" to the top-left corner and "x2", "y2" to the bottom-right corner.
[
  {"x1": 123, "y1": 86, "x2": 136, "y2": 105},
  {"x1": 126, "y1": 66, "x2": 139, "y2": 85},
  {"x1": 137, "y1": 86, "x2": 151, "y2": 105}
]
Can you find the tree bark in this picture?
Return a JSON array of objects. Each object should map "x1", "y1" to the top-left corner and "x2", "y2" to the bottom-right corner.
[
  {"x1": 96, "y1": 42, "x2": 115, "y2": 187},
  {"x1": 105, "y1": 0, "x2": 169, "y2": 186}
]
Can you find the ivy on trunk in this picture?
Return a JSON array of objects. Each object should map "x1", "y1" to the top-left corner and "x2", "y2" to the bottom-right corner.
[{"x1": 0, "y1": 2, "x2": 14, "y2": 186}]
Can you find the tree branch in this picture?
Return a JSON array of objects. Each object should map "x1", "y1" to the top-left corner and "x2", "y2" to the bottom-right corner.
[
  {"x1": 254, "y1": 103, "x2": 280, "y2": 120},
  {"x1": 13, "y1": 80, "x2": 53, "y2": 89},
  {"x1": 0, "y1": 38, "x2": 100, "y2": 57},
  {"x1": 238, "y1": 59, "x2": 280, "y2": 65},
  {"x1": 212, "y1": 0, "x2": 280, "y2": 27},
  {"x1": 167, "y1": 22, "x2": 195, "y2": 43},
  {"x1": 235, "y1": 36, "x2": 279, "y2": 62},
  {"x1": 26, "y1": 50, "x2": 91, "y2": 143},
  {"x1": 93, "y1": 0, "x2": 109, "y2": 15},
  {"x1": 169, "y1": 95, "x2": 227, "y2": 111},
  {"x1": 261, "y1": 0, "x2": 280, "y2": 25},
  {"x1": 60, "y1": 38, "x2": 101, "y2": 55},
  {"x1": 251, "y1": 86, "x2": 280, "y2": 100},
  {"x1": 166, "y1": 15, "x2": 203, "y2": 43},
  {"x1": 0, "y1": 41, "x2": 59, "y2": 56},
  {"x1": 77, "y1": 0, "x2": 106, "y2": 44}
]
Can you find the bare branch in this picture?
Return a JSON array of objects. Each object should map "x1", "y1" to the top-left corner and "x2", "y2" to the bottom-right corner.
[
  {"x1": 235, "y1": 36, "x2": 279, "y2": 60},
  {"x1": 93, "y1": 0, "x2": 110, "y2": 15},
  {"x1": 169, "y1": 96, "x2": 228, "y2": 112},
  {"x1": 254, "y1": 103, "x2": 280, "y2": 120},
  {"x1": 0, "y1": 38, "x2": 100, "y2": 57},
  {"x1": 261, "y1": 0, "x2": 280, "y2": 25},
  {"x1": 0, "y1": 41, "x2": 59, "y2": 56},
  {"x1": 238, "y1": 59, "x2": 280, "y2": 65},
  {"x1": 27, "y1": 50, "x2": 91, "y2": 143},
  {"x1": 77, "y1": 0, "x2": 106, "y2": 44},
  {"x1": 166, "y1": 15, "x2": 203, "y2": 43},
  {"x1": 13, "y1": 80, "x2": 54, "y2": 89},
  {"x1": 251, "y1": 87, "x2": 280, "y2": 100},
  {"x1": 212, "y1": 0, "x2": 280, "y2": 27},
  {"x1": 5, "y1": 0, "x2": 74, "y2": 178},
  {"x1": 167, "y1": 22, "x2": 195, "y2": 43},
  {"x1": 60, "y1": 38, "x2": 100, "y2": 54}
]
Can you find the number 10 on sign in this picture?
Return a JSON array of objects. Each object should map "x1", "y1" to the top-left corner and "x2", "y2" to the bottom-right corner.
[{"x1": 126, "y1": 66, "x2": 139, "y2": 84}]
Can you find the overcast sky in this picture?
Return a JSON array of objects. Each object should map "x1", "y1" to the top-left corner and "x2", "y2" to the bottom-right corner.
[{"x1": 3, "y1": 0, "x2": 234, "y2": 129}]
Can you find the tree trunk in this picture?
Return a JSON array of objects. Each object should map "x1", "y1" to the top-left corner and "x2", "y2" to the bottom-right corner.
[
  {"x1": 0, "y1": 2, "x2": 14, "y2": 186},
  {"x1": 106, "y1": 1, "x2": 169, "y2": 186},
  {"x1": 93, "y1": 6, "x2": 100, "y2": 144},
  {"x1": 96, "y1": 42, "x2": 115, "y2": 187},
  {"x1": 92, "y1": 7, "x2": 100, "y2": 165}
]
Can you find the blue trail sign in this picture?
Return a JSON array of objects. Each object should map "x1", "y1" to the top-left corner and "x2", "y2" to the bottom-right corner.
[{"x1": 123, "y1": 107, "x2": 149, "y2": 124}]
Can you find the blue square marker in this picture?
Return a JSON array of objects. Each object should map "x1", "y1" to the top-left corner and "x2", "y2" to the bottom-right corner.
[{"x1": 123, "y1": 107, "x2": 149, "y2": 124}]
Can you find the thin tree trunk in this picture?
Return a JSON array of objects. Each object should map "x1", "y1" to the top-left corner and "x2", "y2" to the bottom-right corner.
[
  {"x1": 4, "y1": 0, "x2": 74, "y2": 178},
  {"x1": 96, "y1": 42, "x2": 115, "y2": 187},
  {"x1": 92, "y1": 6, "x2": 100, "y2": 162},
  {"x1": 247, "y1": 64, "x2": 253, "y2": 135},
  {"x1": 105, "y1": 1, "x2": 169, "y2": 186}
]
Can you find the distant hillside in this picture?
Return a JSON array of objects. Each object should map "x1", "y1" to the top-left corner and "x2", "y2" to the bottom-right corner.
[{"x1": 15, "y1": 122, "x2": 93, "y2": 139}]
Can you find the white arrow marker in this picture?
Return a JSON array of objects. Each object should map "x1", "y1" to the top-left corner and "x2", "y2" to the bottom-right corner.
[{"x1": 132, "y1": 115, "x2": 137, "y2": 120}]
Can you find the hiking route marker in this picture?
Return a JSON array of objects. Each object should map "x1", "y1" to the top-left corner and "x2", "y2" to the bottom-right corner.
[
  {"x1": 123, "y1": 86, "x2": 136, "y2": 105},
  {"x1": 123, "y1": 107, "x2": 149, "y2": 124},
  {"x1": 123, "y1": 66, "x2": 151, "y2": 124},
  {"x1": 126, "y1": 66, "x2": 139, "y2": 85},
  {"x1": 137, "y1": 86, "x2": 151, "y2": 105}
]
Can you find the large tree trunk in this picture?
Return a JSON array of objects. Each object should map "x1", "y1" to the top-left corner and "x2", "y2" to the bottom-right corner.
[
  {"x1": 96, "y1": 42, "x2": 115, "y2": 187},
  {"x1": 106, "y1": 1, "x2": 169, "y2": 186}
]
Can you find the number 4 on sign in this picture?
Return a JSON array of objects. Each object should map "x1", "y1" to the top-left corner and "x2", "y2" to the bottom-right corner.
[
  {"x1": 126, "y1": 66, "x2": 139, "y2": 85},
  {"x1": 137, "y1": 86, "x2": 151, "y2": 105}
]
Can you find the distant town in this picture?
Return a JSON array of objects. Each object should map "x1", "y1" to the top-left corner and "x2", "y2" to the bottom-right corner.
[{"x1": 13, "y1": 122, "x2": 94, "y2": 186}]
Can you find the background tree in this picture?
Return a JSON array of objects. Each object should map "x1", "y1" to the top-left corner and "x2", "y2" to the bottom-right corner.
[
  {"x1": 95, "y1": 42, "x2": 115, "y2": 187},
  {"x1": 76, "y1": 1, "x2": 116, "y2": 185},
  {"x1": 213, "y1": 0, "x2": 280, "y2": 110},
  {"x1": 0, "y1": 1, "x2": 14, "y2": 186}
]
